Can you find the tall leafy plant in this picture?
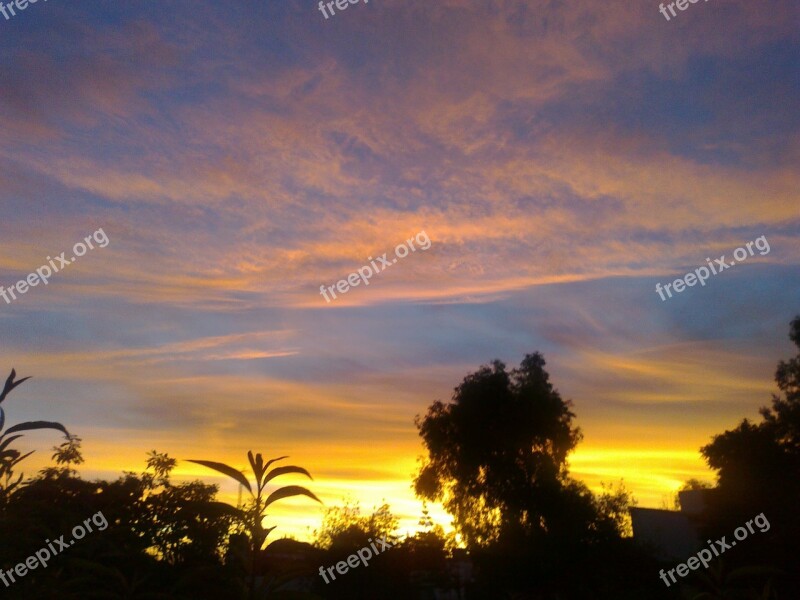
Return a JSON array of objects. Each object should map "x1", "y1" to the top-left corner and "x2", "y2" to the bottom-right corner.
[
  {"x1": 0, "y1": 369, "x2": 71, "y2": 505},
  {"x1": 188, "y1": 452, "x2": 321, "y2": 597}
]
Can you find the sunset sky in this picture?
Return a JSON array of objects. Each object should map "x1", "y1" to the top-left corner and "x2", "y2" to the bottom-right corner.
[{"x1": 0, "y1": 0, "x2": 798, "y2": 541}]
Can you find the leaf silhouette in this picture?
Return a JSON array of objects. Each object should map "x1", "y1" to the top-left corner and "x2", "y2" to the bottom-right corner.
[
  {"x1": 0, "y1": 369, "x2": 31, "y2": 405},
  {"x1": 263, "y1": 465, "x2": 314, "y2": 485},
  {"x1": 247, "y1": 451, "x2": 267, "y2": 483},
  {"x1": 3, "y1": 421, "x2": 69, "y2": 438},
  {"x1": 0, "y1": 434, "x2": 23, "y2": 452},
  {"x1": 264, "y1": 485, "x2": 321, "y2": 509},
  {"x1": 186, "y1": 459, "x2": 253, "y2": 496},
  {"x1": 264, "y1": 455, "x2": 288, "y2": 471}
]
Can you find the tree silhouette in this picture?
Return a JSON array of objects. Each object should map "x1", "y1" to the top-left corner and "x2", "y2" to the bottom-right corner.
[
  {"x1": 413, "y1": 353, "x2": 650, "y2": 598},
  {"x1": 414, "y1": 353, "x2": 584, "y2": 547},
  {"x1": 699, "y1": 315, "x2": 800, "y2": 596}
]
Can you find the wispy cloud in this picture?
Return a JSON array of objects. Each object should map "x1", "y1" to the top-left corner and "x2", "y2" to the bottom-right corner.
[{"x1": 0, "y1": 0, "x2": 797, "y2": 538}]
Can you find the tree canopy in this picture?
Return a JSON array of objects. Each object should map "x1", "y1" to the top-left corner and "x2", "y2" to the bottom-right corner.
[
  {"x1": 699, "y1": 316, "x2": 800, "y2": 595},
  {"x1": 414, "y1": 353, "x2": 625, "y2": 549},
  {"x1": 702, "y1": 316, "x2": 800, "y2": 505}
]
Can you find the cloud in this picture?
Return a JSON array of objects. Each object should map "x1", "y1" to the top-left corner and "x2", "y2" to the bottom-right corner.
[{"x1": 0, "y1": 0, "x2": 797, "y2": 538}]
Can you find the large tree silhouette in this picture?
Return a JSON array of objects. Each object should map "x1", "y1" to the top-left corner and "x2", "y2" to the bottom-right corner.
[
  {"x1": 413, "y1": 353, "x2": 655, "y2": 598},
  {"x1": 702, "y1": 316, "x2": 800, "y2": 499},
  {"x1": 415, "y1": 353, "x2": 599, "y2": 547},
  {"x1": 700, "y1": 315, "x2": 800, "y2": 596}
]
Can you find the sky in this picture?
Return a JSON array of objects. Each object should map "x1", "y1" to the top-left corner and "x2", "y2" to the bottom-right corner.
[{"x1": 0, "y1": 0, "x2": 798, "y2": 541}]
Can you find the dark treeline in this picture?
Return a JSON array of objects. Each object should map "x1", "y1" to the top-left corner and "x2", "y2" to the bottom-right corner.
[{"x1": 1, "y1": 316, "x2": 799, "y2": 599}]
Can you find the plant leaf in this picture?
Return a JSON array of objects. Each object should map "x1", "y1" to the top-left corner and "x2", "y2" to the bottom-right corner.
[
  {"x1": 256, "y1": 453, "x2": 264, "y2": 481},
  {"x1": 186, "y1": 459, "x2": 253, "y2": 496},
  {"x1": 255, "y1": 525, "x2": 277, "y2": 550},
  {"x1": 0, "y1": 369, "x2": 15, "y2": 404},
  {"x1": 0, "y1": 369, "x2": 31, "y2": 405},
  {"x1": 264, "y1": 455, "x2": 289, "y2": 471},
  {"x1": 0, "y1": 435, "x2": 23, "y2": 453},
  {"x1": 3, "y1": 421, "x2": 68, "y2": 437},
  {"x1": 247, "y1": 451, "x2": 258, "y2": 479},
  {"x1": 9, "y1": 450, "x2": 34, "y2": 467},
  {"x1": 264, "y1": 485, "x2": 322, "y2": 509},
  {"x1": 263, "y1": 466, "x2": 314, "y2": 485},
  {"x1": 16, "y1": 449, "x2": 35, "y2": 462}
]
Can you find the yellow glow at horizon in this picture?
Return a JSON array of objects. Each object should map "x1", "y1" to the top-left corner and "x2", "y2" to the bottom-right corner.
[{"x1": 15, "y1": 436, "x2": 714, "y2": 543}]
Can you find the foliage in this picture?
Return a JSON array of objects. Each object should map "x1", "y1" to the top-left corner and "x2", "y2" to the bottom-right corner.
[
  {"x1": 146, "y1": 450, "x2": 177, "y2": 487},
  {"x1": 189, "y1": 452, "x2": 321, "y2": 551},
  {"x1": 699, "y1": 315, "x2": 800, "y2": 596},
  {"x1": 594, "y1": 480, "x2": 636, "y2": 538},
  {"x1": 188, "y1": 452, "x2": 322, "y2": 597},
  {"x1": 38, "y1": 434, "x2": 85, "y2": 480},
  {"x1": 0, "y1": 450, "x2": 240, "y2": 599},
  {"x1": 0, "y1": 368, "x2": 72, "y2": 507},
  {"x1": 413, "y1": 353, "x2": 647, "y2": 597},
  {"x1": 313, "y1": 499, "x2": 398, "y2": 550},
  {"x1": 131, "y1": 451, "x2": 233, "y2": 565},
  {"x1": 414, "y1": 353, "x2": 589, "y2": 548},
  {"x1": 702, "y1": 317, "x2": 800, "y2": 495}
]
